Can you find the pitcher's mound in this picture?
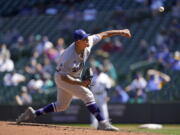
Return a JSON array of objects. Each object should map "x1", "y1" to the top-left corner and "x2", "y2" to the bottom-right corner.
[{"x1": 0, "y1": 121, "x2": 161, "y2": 135}]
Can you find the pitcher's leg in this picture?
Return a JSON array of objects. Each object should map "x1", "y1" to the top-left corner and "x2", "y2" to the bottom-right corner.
[
  {"x1": 52, "y1": 73, "x2": 73, "y2": 112},
  {"x1": 55, "y1": 76, "x2": 118, "y2": 131},
  {"x1": 35, "y1": 102, "x2": 56, "y2": 116},
  {"x1": 54, "y1": 76, "x2": 118, "y2": 130},
  {"x1": 63, "y1": 84, "x2": 105, "y2": 122},
  {"x1": 35, "y1": 87, "x2": 72, "y2": 116},
  {"x1": 54, "y1": 87, "x2": 73, "y2": 112}
]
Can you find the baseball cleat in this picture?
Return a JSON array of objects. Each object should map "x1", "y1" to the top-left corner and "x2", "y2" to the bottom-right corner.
[
  {"x1": 97, "y1": 121, "x2": 119, "y2": 131},
  {"x1": 16, "y1": 107, "x2": 36, "y2": 124}
]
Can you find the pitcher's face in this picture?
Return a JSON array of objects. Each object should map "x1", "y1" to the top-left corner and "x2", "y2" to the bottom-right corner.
[{"x1": 76, "y1": 38, "x2": 89, "y2": 49}]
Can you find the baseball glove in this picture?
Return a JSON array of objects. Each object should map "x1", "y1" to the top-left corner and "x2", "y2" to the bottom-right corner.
[{"x1": 82, "y1": 67, "x2": 93, "y2": 81}]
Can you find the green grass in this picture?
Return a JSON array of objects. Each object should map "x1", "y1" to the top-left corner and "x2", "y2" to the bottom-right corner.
[
  {"x1": 115, "y1": 124, "x2": 180, "y2": 135},
  {"x1": 61, "y1": 124, "x2": 180, "y2": 135}
]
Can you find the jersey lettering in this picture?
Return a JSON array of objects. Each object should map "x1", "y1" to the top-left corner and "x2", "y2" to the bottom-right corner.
[{"x1": 72, "y1": 61, "x2": 84, "y2": 72}]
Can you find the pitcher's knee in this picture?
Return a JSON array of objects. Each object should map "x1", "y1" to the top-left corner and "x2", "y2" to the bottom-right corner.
[{"x1": 54, "y1": 102, "x2": 69, "y2": 112}]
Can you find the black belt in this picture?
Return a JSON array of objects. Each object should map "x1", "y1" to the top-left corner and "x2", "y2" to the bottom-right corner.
[{"x1": 55, "y1": 70, "x2": 81, "y2": 80}]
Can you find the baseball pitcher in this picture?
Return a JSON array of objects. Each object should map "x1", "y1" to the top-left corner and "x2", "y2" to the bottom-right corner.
[{"x1": 16, "y1": 29, "x2": 131, "y2": 131}]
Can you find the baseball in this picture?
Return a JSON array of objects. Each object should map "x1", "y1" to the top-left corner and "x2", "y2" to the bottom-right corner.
[{"x1": 159, "y1": 6, "x2": 164, "y2": 12}]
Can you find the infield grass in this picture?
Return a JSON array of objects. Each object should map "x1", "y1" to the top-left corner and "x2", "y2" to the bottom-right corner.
[{"x1": 61, "y1": 124, "x2": 180, "y2": 135}]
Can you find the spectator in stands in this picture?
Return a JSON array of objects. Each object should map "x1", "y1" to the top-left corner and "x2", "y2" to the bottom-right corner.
[
  {"x1": 13, "y1": 36, "x2": 25, "y2": 50},
  {"x1": 42, "y1": 36, "x2": 53, "y2": 51},
  {"x1": 42, "y1": 57, "x2": 54, "y2": 74},
  {"x1": 0, "y1": 54, "x2": 14, "y2": 72},
  {"x1": 35, "y1": 37, "x2": 44, "y2": 55},
  {"x1": 45, "y1": 47, "x2": 58, "y2": 62},
  {"x1": 125, "y1": 73, "x2": 147, "y2": 103},
  {"x1": 36, "y1": 63, "x2": 44, "y2": 74},
  {"x1": 156, "y1": 44, "x2": 170, "y2": 68},
  {"x1": 33, "y1": 34, "x2": 42, "y2": 47},
  {"x1": 35, "y1": 36, "x2": 53, "y2": 56},
  {"x1": 26, "y1": 60, "x2": 50, "y2": 79},
  {"x1": 146, "y1": 69, "x2": 171, "y2": 91},
  {"x1": 99, "y1": 38, "x2": 123, "y2": 58},
  {"x1": 37, "y1": 36, "x2": 59, "y2": 61},
  {"x1": 25, "y1": 59, "x2": 37, "y2": 75},
  {"x1": 3, "y1": 72, "x2": 12, "y2": 86},
  {"x1": 108, "y1": 38, "x2": 123, "y2": 52},
  {"x1": 27, "y1": 74, "x2": 44, "y2": 93},
  {"x1": 170, "y1": 51, "x2": 180, "y2": 71},
  {"x1": 111, "y1": 85, "x2": 129, "y2": 103},
  {"x1": 147, "y1": 45, "x2": 157, "y2": 62},
  {"x1": 95, "y1": 49, "x2": 109, "y2": 58},
  {"x1": 0, "y1": 44, "x2": 10, "y2": 60},
  {"x1": 55, "y1": 38, "x2": 65, "y2": 63},
  {"x1": 83, "y1": 4, "x2": 97, "y2": 22},
  {"x1": 41, "y1": 73, "x2": 54, "y2": 93},
  {"x1": 113, "y1": 37, "x2": 124, "y2": 52},
  {"x1": 101, "y1": 38, "x2": 115, "y2": 54},
  {"x1": 103, "y1": 59, "x2": 118, "y2": 82},
  {"x1": 15, "y1": 86, "x2": 32, "y2": 106},
  {"x1": 56, "y1": 38, "x2": 65, "y2": 54},
  {"x1": 31, "y1": 51, "x2": 40, "y2": 62},
  {"x1": 89, "y1": 56, "x2": 101, "y2": 69},
  {"x1": 3, "y1": 70, "x2": 26, "y2": 86}
]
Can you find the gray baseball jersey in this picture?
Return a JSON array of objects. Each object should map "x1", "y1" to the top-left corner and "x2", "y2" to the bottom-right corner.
[{"x1": 56, "y1": 35, "x2": 101, "y2": 78}]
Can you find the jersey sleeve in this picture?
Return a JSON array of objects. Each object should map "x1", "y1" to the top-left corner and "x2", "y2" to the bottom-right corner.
[{"x1": 87, "y1": 34, "x2": 101, "y2": 50}]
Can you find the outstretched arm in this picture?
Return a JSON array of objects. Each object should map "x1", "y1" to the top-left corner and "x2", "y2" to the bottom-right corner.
[
  {"x1": 96, "y1": 29, "x2": 131, "y2": 39},
  {"x1": 147, "y1": 69, "x2": 171, "y2": 82}
]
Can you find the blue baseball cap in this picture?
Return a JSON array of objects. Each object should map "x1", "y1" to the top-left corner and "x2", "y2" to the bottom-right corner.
[{"x1": 73, "y1": 29, "x2": 89, "y2": 41}]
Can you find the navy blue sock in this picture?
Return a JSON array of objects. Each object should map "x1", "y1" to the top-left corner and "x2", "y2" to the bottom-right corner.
[
  {"x1": 86, "y1": 102, "x2": 104, "y2": 122},
  {"x1": 35, "y1": 103, "x2": 56, "y2": 116}
]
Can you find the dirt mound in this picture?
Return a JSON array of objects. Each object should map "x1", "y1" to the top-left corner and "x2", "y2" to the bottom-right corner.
[{"x1": 0, "y1": 121, "x2": 161, "y2": 135}]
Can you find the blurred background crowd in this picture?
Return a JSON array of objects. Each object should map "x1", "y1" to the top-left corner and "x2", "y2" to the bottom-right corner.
[{"x1": 0, "y1": 0, "x2": 179, "y2": 105}]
